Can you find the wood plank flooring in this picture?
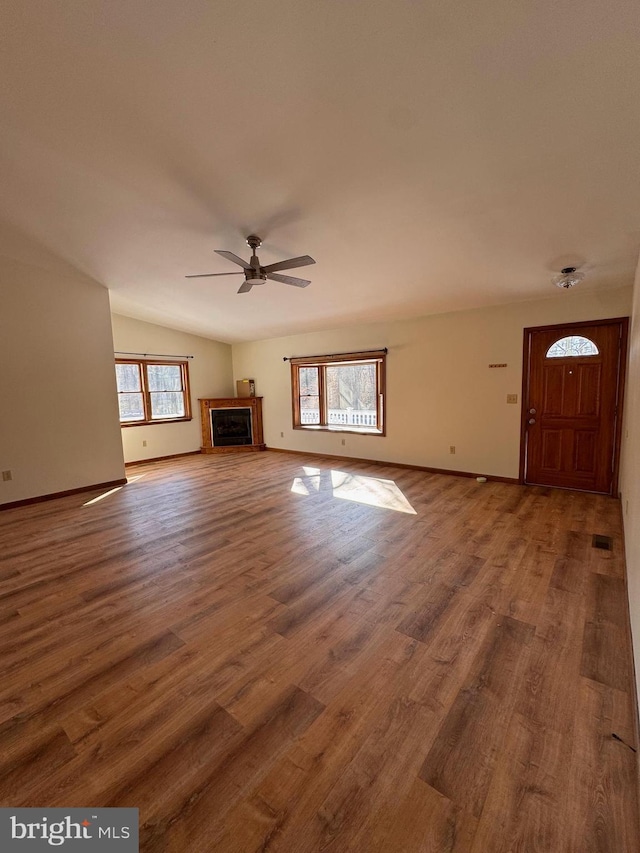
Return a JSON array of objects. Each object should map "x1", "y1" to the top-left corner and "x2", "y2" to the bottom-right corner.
[{"x1": 0, "y1": 451, "x2": 638, "y2": 852}]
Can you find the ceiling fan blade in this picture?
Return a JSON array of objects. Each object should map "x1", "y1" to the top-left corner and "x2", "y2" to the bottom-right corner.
[
  {"x1": 237, "y1": 281, "x2": 253, "y2": 293},
  {"x1": 262, "y1": 255, "x2": 315, "y2": 273},
  {"x1": 185, "y1": 272, "x2": 244, "y2": 278},
  {"x1": 267, "y1": 272, "x2": 311, "y2": 288},
  {"x1": 214, "y1": 250, "x2": 251, "y2": 269}
]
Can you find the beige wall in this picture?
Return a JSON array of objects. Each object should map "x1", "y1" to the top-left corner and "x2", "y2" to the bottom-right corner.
[
  {"x1": 0, "y1": 255, "x2": 125, "y2": 505},
  {"x1": 110, "y1": 313, "x2": 233, "y2": 463},
  {"x1": 232, "y1": 286, "x2": 632, "y2": 478},
  {"x1": 620, "y1": 261, "x2": 640, "y2": 713}
]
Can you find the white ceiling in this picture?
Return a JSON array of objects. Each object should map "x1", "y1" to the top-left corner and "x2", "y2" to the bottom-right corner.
[{"x1": 1, "y1": 0, "x2": 639, "y2": 343}]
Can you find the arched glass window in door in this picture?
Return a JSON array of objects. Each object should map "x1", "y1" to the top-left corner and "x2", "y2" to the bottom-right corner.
[{"x1": 546, "y1": 335, "x2": 599, "y2": 358}]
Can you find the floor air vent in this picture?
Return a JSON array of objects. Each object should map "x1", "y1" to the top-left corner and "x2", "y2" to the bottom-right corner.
[{"x1": 592, "y1": 534, "x2": 613, "y2": 551}]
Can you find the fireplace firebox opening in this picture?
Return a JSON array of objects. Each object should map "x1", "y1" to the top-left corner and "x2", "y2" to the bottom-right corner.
[{"x1": 210, "y1": 408, "x2": 253, "y2": 446}]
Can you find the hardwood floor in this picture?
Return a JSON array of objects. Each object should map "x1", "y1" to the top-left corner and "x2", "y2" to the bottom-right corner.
[{"x1": 1, "y1": 451, "x2": 638, "y2": 852}]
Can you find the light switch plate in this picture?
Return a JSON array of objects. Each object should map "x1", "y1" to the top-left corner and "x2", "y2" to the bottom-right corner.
[{"x1": 506, "y1": 394, "x2": 518, "y2": 404}]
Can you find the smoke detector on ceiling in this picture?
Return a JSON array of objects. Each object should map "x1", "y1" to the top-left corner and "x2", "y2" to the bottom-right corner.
[{"x1": 553, "y1": 266, "x2": 585, "y2": 289}]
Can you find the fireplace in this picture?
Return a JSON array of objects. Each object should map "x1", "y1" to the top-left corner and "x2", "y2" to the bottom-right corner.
[
  {"x1": 199, "y1": 397, "x2": 265, "y2": 454},
  {"x1": 210, "y1": 408, "x2": 252, "y2": 446}
]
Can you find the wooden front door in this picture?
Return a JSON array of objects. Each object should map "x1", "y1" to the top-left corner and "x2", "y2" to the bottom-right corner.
[{"x1": 522, "y1": 318, "x2": 627, "y2": 494}]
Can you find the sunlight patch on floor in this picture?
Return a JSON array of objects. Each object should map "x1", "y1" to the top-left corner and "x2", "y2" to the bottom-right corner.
[
  {"x1": 330, "y1": 470, "x2": 416, "y2": 514},
  {"x1": 82, "y1": 473, "x2": 146, "y2": 507},
  {"x1": 291, "y1": 465, "x2": 322, "y2": 496},
  {"x1": 83, "y1": 486, "x2": 123, "y2": 506},
  {"x1": 291, "y1": 468, "x2": 416, "y2": 514}
]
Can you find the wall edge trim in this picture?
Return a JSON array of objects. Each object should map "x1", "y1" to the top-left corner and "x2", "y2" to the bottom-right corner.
[
  {"x1": 125, "y1": 450, "x2": 201, "y2": 467},
  {"x1": 264, "y1": 447, "x2": 520, "y2": 484},
  {"x1": 0, "y1": 478, "x2": 128, "y2": 511},
  {"x1": 619, "y1": 510, "x2": 640, "y2": 813}
]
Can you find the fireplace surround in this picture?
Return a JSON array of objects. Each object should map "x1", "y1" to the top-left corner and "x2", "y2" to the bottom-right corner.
[{"x1": 199, "y1": 397, "x2": 266, "y2": 453}]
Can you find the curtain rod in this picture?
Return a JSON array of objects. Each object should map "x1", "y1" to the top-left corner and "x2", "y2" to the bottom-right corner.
[
  {"x1": 283, "y1": 347, "x2": 387, "y2": 362},
  {"x1": 115, "y1": 351, "x2": 194, "y2": 360}
]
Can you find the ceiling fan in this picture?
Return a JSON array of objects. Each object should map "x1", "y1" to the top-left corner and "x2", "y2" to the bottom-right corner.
[{"x1": 186, "y1": 235, "x2": 315, "y2": 293}]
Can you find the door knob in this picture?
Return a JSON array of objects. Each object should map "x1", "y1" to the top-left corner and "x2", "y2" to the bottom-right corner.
[
  {"x1": 528, "y1": 418, "x2": 536, "y2": 425},
  {"x1": 529, "y1": 408, "x2": 536, "y2": 414}
]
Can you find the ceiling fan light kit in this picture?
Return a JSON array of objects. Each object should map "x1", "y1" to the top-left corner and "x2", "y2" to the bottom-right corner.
[
  {"x1": 553, "y1": 266, "x2": 585, "y2": 289},
  {"x1": 186, "y1": 235, "x2": 315, "y2": 293}
]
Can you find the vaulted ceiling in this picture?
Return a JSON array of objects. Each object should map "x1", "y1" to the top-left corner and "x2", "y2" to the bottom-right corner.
[{"x1": 1, "y1": 0, "x2": 639, "y2": 342}]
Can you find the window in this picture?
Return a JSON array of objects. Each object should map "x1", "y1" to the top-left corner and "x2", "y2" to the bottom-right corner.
[
  {"x1": 290, "y1": 350, "x2": 386, "y2": 434},
  {"x1": 115, "y1": 360, "x2": 191, "y2": 426},
  {"x1": 546, "y1": 336, "x2": 599, "y2": 358}
]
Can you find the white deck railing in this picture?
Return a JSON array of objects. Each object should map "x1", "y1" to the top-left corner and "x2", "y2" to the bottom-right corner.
[{"x1": 301, "y1": 409, "x2": 377, "y2": 427}]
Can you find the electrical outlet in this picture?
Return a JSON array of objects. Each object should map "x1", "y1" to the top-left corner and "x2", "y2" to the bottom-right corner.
[
  {"x1": 449, "y1": 446, "x2": 456, "y2": 454},
  {"x1": 506, "y1": 394, "x2": 518, "y2": 404},
  {"x1": 142, "y1": 440, "x2": 147, "y2": 447},
  {"x1": 341, "y1": 439, "x2": 346, "y2": 446},
  {"x1": 2, "y1": 470, "x2": 12, "y2": 481},
  {"x1": 280, "y1": 432, "x2": 284, "y2": 438}
]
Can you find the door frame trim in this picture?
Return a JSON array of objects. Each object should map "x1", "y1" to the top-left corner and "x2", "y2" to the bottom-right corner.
[{"x1": 519, "y1": 316, "x2": 629, "y2": 495}]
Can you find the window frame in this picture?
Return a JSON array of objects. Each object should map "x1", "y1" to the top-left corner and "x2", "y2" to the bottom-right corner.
[
  {"x1": 290, "y1": 350, "x2": 386, "y2": 436},
  {"x1": 545, "y1": 335, "x2": 600, "y2": 359},
  {"x1": 115, "y1": 358, "x2": 192, "y2": 427}
]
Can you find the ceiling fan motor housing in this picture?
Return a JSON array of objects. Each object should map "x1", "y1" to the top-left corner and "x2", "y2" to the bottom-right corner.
[{"x1": 245, "y1": 236, "x2": 266, "y2": 282}]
